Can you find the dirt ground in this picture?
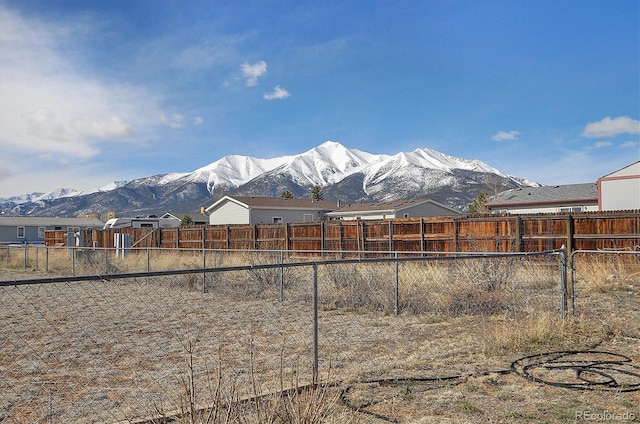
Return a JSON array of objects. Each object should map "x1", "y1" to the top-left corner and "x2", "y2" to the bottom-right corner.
[{"x1": 1, "y1": 260, "x2": 639, "y2": 424}]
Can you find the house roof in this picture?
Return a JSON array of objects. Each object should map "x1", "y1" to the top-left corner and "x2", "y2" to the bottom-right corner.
[
  {"x1": 0, "y1": 216, "x2": 105, "y2": 227},
  {"x1": 327, "y1": 198, "x2": 459, "y2": 215},
  {"x1": 599, "y1": 160, "x2": 640, "y2": 179},
  {"x1": 162, "y1": 212, "x2": 208, "y2": 224},
  {"x1": 206, "y1": 195, "x2": 337, "y2": 213},
  {"x1": 487, "y1": 183, "x2": 598, "y2": 208}
]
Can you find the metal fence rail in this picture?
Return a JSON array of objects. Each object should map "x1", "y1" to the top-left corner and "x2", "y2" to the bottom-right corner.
[{"x1": 1, "y1": 249, "x2": 567, "y2": 423}]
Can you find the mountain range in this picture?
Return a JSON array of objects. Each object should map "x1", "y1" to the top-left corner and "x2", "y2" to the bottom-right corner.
[{"x1": 0, "y1": 141, "x2": 538, "y2": 217}]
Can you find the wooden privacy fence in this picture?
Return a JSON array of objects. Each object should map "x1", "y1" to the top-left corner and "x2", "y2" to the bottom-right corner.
[{"x1": 46, "y1": 212, "x2": 640, "y2": 255}]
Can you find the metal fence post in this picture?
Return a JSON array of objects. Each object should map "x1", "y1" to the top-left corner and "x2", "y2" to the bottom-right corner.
[
  {"x1": 203, "y1": 247, "x2": 207, "y2": 293},
  {"x1": 394, "y1": 252, "x2": 399, "y2": 316},
  {"x1": 23, "y1": 245, "x2": 27, "y2": 270},
  {"x1": 569, "y1": 251, "x2": 576, "y2": 316},
  {"x1": 559, "y1": 245, "x2": 567, "y2": 320},
  {"x1": 312, "y1": 263, "x2": 318, "y2": 385},
  {"x1": 279, "y1": 250, "x2": 284, "y2": 302},
  {"x1": 45, "y1": 245, "x2": 49, "y2": 272}
]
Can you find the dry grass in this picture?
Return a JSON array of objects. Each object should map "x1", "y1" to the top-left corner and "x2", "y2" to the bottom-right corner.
[{"x1": 1, "y1": 251, "x2": 638, "y2": 423}]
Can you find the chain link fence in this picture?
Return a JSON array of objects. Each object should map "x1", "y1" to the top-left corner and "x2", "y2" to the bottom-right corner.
[
  {"x1": 1, "y1": 248, "x2": 566, "y2": 423},
  {"x1": 570, "y1": 249, "x2": 640, "y2": 336}
]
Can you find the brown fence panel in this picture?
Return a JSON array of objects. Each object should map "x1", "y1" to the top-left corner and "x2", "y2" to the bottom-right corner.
[
  {"x1": 205, "y1": 226, "x2": 229, "y2": 249},
  {"x1": 256, "y1": 225, "x2": 286, "y2": 250},
  {"x1": 289, "y1": 222, "x2": 323, "y2": 251},
  {"x1": 521, "y1": 216, "x2": 568, "y2": 252},
  {"x1": 422, "y1": 218, "x2": 456, "y2": 252},
  {"x1": 322, "y1": 222, "x2": 343, "y2": 253},
  {"x1": 45, "y1": 211, "x2": 640, "y2": 255},
  {"x1": 227, "y1": 225, "x2": 255, "y2": 250},
  {"x1": 573, "y1": 214, "x2": 640, "y2": 250},
  {"x1": 159, "y1": 227, "x2": 178, "y2": 249},
  {"x1": 362, "y1": 221, "x2": 389, "y2": 253},
  {"x1": 45, "y1": 231, "x2": 66, "y2": 246},
  {"x1": 458, "y1": 217, "x2": 516, "y2": 252}
]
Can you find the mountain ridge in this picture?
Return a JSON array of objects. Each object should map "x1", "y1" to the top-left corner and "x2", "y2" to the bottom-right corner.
[{"x1": 0, "y1": 141, "x2": 538, "y2": 217}]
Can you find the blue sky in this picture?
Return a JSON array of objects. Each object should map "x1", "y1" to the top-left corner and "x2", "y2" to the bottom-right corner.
[{"x1": 0, "y1": 0, "x2": 638, "y2": 198}]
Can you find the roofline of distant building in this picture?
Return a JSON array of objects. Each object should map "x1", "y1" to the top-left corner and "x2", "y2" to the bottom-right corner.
[{"x1": 488, "y1": 198, "x2": 598, "y2": 208}]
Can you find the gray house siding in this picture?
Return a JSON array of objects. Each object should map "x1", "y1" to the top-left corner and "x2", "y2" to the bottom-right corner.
[
  {"x1": 251, "y1": 208, "x2": 324, "y2": 224},
  {"x1": 0, "y1": 225, "x2": 46, "y2": 244},
  {"x1": 0, "y1": 217, "x2": 103, "y2": 245},
  {"x1": 327, "y1": 199, "x2": 460, "y2": 220}
]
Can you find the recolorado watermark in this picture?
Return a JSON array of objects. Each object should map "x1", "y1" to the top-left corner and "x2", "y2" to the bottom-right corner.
[{"x1": 575, "y1": 410, "x2": 636, "y2": 422}]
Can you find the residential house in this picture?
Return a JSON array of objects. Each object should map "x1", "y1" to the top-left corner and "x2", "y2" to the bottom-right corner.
[
  {"x1": 204, "y1": 196, "x2": 337, "y2": 225},
  {"x1": 487, "y1": 183, "x2": 599, "y2": 214},
  {"x1": 597, "y1": 161, "x2": 640, "y2": 211},
  {"x1": 0, "y1": 216, "x2": 104, "y2": 245},
  {"x1": 326, "y1": 198, "x2": 461, "y2": 220}
]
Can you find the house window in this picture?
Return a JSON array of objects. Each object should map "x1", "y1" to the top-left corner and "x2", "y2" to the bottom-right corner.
[
  {"x1": 17, "y1": 226, "x2": 25, "y2": 238},
  {"x1": 38, "y1": 227, "x2": 46, "y2": 238},
  {"x1": 273, "y1": 217, "x2": 283, "y2": 224},
  {"x1": 559, "y1": 207, "x2": 583, "y2": 213},
  {"x1": 303, "y1": 214, "x2": 314, "y2": 222}
]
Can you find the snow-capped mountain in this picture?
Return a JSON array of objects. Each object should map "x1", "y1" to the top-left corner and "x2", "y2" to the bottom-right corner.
[{"x1": 0, "y1": 141, "x2": 538, "y2": 217}]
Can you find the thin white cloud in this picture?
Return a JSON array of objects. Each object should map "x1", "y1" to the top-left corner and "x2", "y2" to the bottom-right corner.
[
  {"x1": 619, "y1": 141, "x2": 638, "y2": 149},
  {"x1": 193, "y1": 116, "x2": 203, "y2": 125},
  {"x1": 263, "y1": 85, "x2": 290, "y2": 100},
  {"x1": 491, "y1": 130, "x2": 520, "y2": 142},
  {"x1": 593, "y1": 141, "x2": 612, "y2": 148},
  {"x1": 582, "y1": 116, "x2": 640, "y2": 138},
  {"x1": 159, "y1": 112, "x2": 184, "y2": 129},
  {"x1": 241, "y1": 60, "x2": 267, "y2": 86}
]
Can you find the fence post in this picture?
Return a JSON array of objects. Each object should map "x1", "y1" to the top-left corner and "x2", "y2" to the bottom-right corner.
[
  {"x1": 514, "y1": 216, "x2": 523, "y2": 252},
  {"x1": 569, "y1": 251, "x2": 576, "y2": 316},
  {"x1": 388, "y1": 220, "x2": 393, "y2": 255},
  {"x1": 420, "y1": 218, "x2": 425, "y2": 253},
  {"x1": 23, "y1": 245, "x2": 27, "y2": 270},
  {"x1": 45, "y1": 245, "x2": 49, "y2": 272},
  {"x1": 394, "y1": 252, "x2": 399, "y2": 316},
  {"x1": 279, "y1": 250, "x2": 284, "y2": 302},
  {"x1": 203, "y1": 242, "x2": 207, "y2": 293},
  {"x1": 559, "y1": 245, "x2": 567, "y2": 320},
  {"x1": 312, "y1": 263, "x2": 318, "y2": 385}
]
